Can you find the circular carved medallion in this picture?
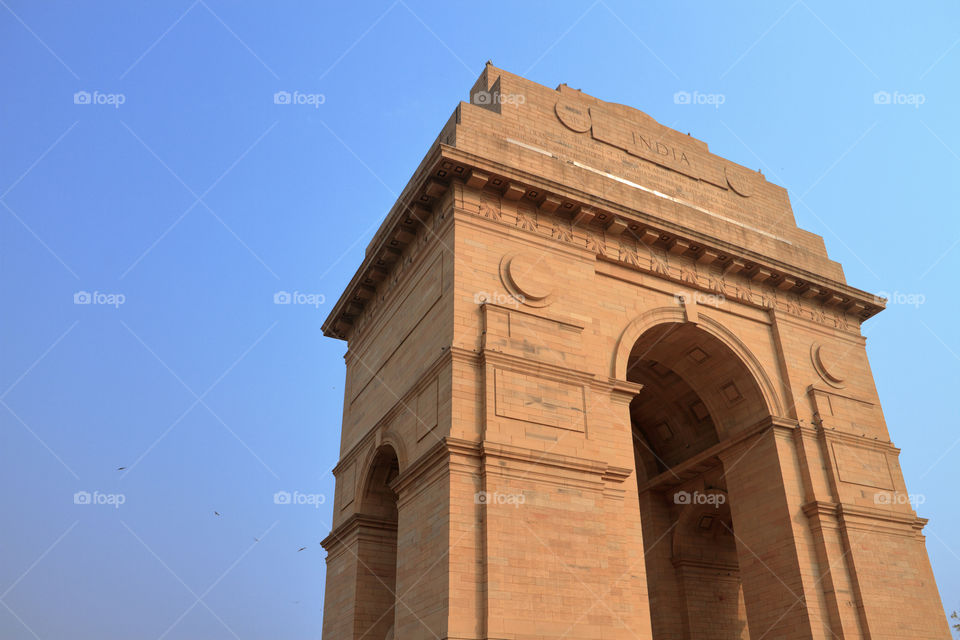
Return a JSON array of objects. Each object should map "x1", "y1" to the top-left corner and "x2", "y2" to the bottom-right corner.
[
  {"x1": 724, "y1": 165, "x2": 754, "y2": 197},
  {"x1": 500, "y1": 252, "x2": 554, "y2": 307},
  {"x1": 811, "y1": 342, "x2": 845, "y2": 387},
  {"x1": 555, "y1": 98, "x2": 592, "y2": 133}
]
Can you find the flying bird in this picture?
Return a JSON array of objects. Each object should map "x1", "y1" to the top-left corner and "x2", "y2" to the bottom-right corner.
[
  {"x1": 297, "y1": 546, "x2": 307, "y2": 552},
  {"x1": 214, "y1": 511, "x2": 221, "y2": 517},
  {"x1": 117, "y1": 467, "x2": 126, "y2": 471}
]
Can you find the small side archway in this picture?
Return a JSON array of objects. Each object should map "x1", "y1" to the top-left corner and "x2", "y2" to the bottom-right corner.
[{"x1": 353, "y1": 444, "x2": 401, "y2": 640}]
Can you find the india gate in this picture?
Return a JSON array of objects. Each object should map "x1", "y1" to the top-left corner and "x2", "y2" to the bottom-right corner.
[{"x1": 319, "y1": 64, "x2": 949, "y2": 639}]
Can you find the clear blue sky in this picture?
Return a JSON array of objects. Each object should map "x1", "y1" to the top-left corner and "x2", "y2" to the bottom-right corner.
[{"x1": 1, "y1": 1, "x2": 958, "y2": 637}]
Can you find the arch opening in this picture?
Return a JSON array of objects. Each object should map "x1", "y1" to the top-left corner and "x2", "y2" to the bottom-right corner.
[
  {"x1": 627, "y1": 322, "x2": 768, "y2": 640},
  {"x1": 354, "y1": 445, "x2": 399, "y2": 640}
]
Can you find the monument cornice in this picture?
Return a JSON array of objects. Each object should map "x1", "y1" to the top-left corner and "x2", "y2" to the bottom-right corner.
[
  {"x1": 480, "y1": 440, "x2": 631, "y2": 490},
  {"x1": 320, "y1": 513, "x2": 398, "y2": 555},
  {"x1": 438, "y1": 144, "x2": 885, "y2": 320},
  {"x1": 324, "y1": 140, "x2": 885, "y2": 340},
  {"x1": 321, "y1": 140, "x2": 449, "y2": 340}
]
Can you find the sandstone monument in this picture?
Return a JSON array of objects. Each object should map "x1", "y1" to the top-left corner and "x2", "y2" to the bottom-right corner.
[{"x1": 319, "y1": 63, "x2": 948, "y2": 639}]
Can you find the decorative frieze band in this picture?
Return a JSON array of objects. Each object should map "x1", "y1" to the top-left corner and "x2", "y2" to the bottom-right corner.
[
  {"x1": 461, "y1": 187, "x2": 868, "y2": 333},
  {"x1": 324, "y1": 146, "x2": 884, "y2": 341}
]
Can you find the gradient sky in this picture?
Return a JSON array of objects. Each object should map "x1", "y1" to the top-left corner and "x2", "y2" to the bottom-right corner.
[{"x1": 2, "y1": 1, "x2": 958, "y2": 638}]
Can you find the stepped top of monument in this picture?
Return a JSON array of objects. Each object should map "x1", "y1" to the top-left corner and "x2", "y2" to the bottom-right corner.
[
  {"x1": 458, "y1": 63, "x2": 833, "y2": 266},
  {"x1": 322, "y1": 63, "x2": 884, "y2": 339}
]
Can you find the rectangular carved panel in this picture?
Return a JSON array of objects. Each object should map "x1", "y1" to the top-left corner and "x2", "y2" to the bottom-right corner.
[
  {"x1": 482, "y1": 305, "x2": 584, "y2": 369},
  {"x1": 351, "y1": 254, "x2": 443, "y2": 403},
  {"x1": 494, "y1": 367, "x2": 586, "y2": 432},
  {"x1": 831, "y1": 442, "x2": 894, "y2": 490},
  {"x1": 416, "y1": 377, "x2": 439, "y2": 441},
  {"x1": 808, "y1": 386, "x2": 887, "y2": 441},
  {"x1": 338, "y1": 461, "x2": 356, "y2": 511}
]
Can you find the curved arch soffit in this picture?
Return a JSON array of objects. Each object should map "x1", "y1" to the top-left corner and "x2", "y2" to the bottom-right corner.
[
  {"x1": 357, "y1": 437, "x2": 405, "y2": 512},
  {"x1": 378, "y1": 428, "x2": 409, "y2": 473},
  {"x1": 614, "y1": 307, "x2": 784, "y2": 418}
]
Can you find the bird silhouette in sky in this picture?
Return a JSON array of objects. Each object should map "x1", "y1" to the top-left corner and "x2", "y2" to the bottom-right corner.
[
  {"x1": 297, "y1": 546, "x2": 307, "y2": 552},
  {"x1": 214, "y1": 511, "x2": 221, "y2": 517},
  {"x1": 117, "y1": 467, "x2": 126, "y2": 471}
]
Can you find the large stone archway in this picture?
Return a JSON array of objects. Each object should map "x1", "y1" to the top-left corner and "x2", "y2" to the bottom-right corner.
[
  {"x1": 624, "y1": 320, "x2": 789, "y2": 639},
  {"x1": 320, "y1": 64, "x2": 950, "y2": 639}
]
